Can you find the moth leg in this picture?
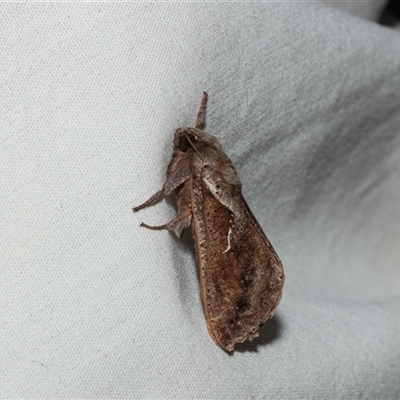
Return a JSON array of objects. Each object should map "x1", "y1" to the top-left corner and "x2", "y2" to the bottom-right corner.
[
  {"x1": 133, "y1": 170, "x2": 190, "y2": 212},
  {"x1": 140, "y1": 180, "x2": 193, "y2": 237},
  {"x1": 133, "y1": 189, "x2": 164, "y2": 212},
  {"x1": 141, "y1": 213, "x2": 192, "y2": 238}
]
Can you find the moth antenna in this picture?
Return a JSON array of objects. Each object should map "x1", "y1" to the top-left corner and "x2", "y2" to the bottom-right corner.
[
  {"x1": 184, "y1": 132, "x2": 204, "y2": 161},
  {"x1": 195, "y1": 92, "x2": 208, "y2": 129}
]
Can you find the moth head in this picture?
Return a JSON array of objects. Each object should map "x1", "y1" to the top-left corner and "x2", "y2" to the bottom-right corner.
[
  {"x1": 174, "y1": 127, "x2": 222, "y2": 156},
  {"x1": 175, "y1": 128, "x2": 198, "y2": 153}
]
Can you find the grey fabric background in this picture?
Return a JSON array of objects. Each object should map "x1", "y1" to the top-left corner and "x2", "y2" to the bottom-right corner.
[
  {"x1": 322, "y1": 0, "x2": 387, "y2": 21},
  {"x1": 1, "y1": 3, "x2": 400, "y2": 398}
]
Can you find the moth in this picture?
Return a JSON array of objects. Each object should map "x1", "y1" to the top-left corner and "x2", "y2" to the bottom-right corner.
[{"x1": 133, "y1": 93, "x2": 284, "y2": 351}]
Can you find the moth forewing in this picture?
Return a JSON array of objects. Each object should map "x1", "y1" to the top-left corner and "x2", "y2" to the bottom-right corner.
[{"x1": 133, "y1": 93, "x2": 284, "y2": 351}]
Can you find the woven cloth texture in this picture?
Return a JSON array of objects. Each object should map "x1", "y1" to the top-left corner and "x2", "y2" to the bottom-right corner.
[{"x1": 1, "y1": 3, "x2": 400, "y2": 398}]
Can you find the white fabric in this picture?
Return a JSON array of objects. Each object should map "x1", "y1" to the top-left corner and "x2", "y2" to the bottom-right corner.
[{"x1": 1, "y1": 3, "x2": 400, "y2": 398}]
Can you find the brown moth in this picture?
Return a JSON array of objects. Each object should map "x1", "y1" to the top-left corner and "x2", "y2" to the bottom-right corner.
[{"x1": 133, "y1": 93, "x2": 284, "y2": 351}]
